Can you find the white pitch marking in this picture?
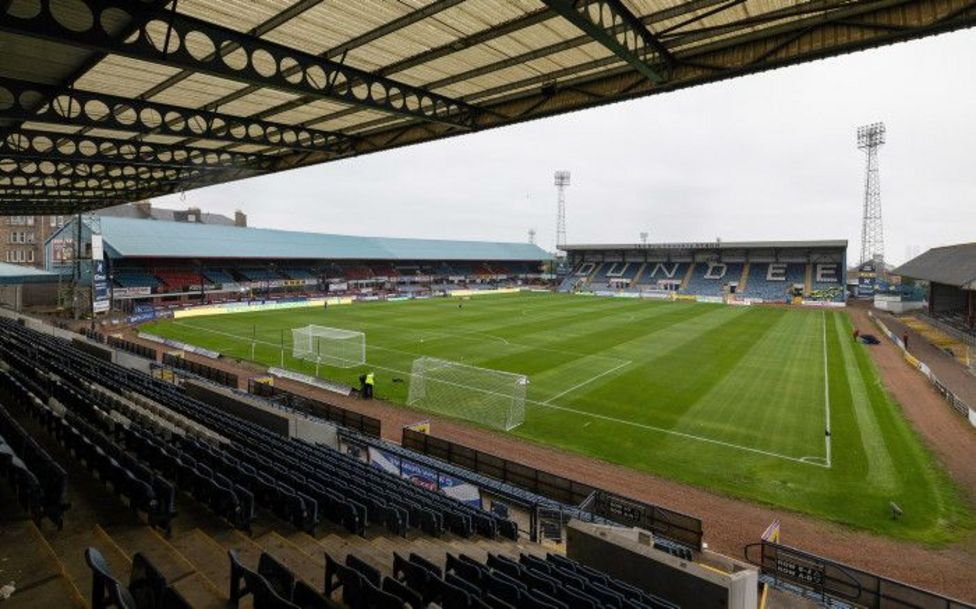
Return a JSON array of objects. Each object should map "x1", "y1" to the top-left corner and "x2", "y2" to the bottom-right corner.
[
  {"x1": 170, "y1": 320, "x2": 827, "y2": 468},
  {"x1": 532, "y1": 400, "x2": 830, "y2": 468},
  {"x1": 822, "y1": 311, "x2": 833, "y2": 469},
  {"x1": 542, "y1": 360, "x2": 632, "y2": 404}
]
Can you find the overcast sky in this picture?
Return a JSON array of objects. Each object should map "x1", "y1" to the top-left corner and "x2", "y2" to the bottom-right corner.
[{"x1": 157, "y1": 29, "x2": 976, "y2": 266}]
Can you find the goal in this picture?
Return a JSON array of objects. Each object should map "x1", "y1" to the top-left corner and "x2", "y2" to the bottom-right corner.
[
  {"x1": 291, "y1": 325, "x2": 365, "y2": 368},
  {"x1": 407, "y1": 356, "x2": 527, "y2": 431}
]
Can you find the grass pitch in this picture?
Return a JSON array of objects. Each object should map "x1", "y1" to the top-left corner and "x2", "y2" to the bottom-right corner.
[{"x1": 144, "y1": 293, "x2": 970, "y2": 542}]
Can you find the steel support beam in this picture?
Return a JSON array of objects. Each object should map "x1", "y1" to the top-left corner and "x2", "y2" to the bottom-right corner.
[
  {"x1": 0, "y1": 0, "x2": 480, "y2": 129},
  {"x1": 540, "y1": 0, "x2": 674, "y2": 83},
  {"x1": 286, "y1": 0, "x2": 732, "y2": 136},
  {"x1": 0, "y1": 77, "x2": 353, "y2": 155},
  {"x1": 0, "y1": 129, "x2": 275, "y2": 172},
  {"x1": 0, "y1": 170, "x2": 205, "y2": 194}
]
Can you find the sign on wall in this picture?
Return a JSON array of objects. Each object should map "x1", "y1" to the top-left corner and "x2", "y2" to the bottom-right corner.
[{"x1": 92, "y1": 258, "x2": 110, "y2": 314}]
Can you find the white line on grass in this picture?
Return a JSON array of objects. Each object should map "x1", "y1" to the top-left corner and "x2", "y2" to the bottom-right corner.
[
  {"x1": 541, "y1": 360, "x2": 632, "y2": 404},
  {"x1": 822, "y1": 310, "x2": 833, "y2": 468},
  {"x1": 170, "y1": 320, "x2": 828, "y2": 468},
  {"x1": 530, "y1": 400, "x2": 830, "y2": 468},
  {"x1": 335, "y1": 309, "x2": 630, "y2": 365}
]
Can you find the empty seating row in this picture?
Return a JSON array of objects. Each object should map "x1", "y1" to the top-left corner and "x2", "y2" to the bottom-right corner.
[
  {"x1": 230, "y1": 549, "x2": 338, "y2": 609},
  {"x1": 85, "y1": 547, "x2": 191, "y2": 609},
  {"x1": 385, "y1": 550, "x2": 679, "y2": 609},
  {"x1": 0, "y1": 366, "x2": 176, "y2": 534},
  {"x1": 154, "y1": 270, "x2": 209, "y2": 292},
  {"x1": 125, "y1": 425, "x2": 256, "y2": 533},
  {"x1": 114, "y1": 271, "x2": 161, "y2": 289},
  {"x1": 0, "y1": 319, "x2": 517, "y2": 545},
  {"x1": 9, "y1": 358, "x2": 253, "y2": 535},
  {"x1": 0, "y1": 394, "x2": 69, "y2": 528}
]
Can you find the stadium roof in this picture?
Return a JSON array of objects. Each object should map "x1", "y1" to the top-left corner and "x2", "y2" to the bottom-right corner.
[
  {"x1": 2, "y1": 0, "x2": 974, "y2": 214},
  {"x1": 561, "y1": 239, "x2": 848, "y2": 251},
  {"x1": 893, "y1": 243, "x2": 976, "y2": 289},
  {"x1": 0, "y1": 261, "x2": 60, "y2": 284},
  {"x1": 90, "y1": 216, "x2": 551, "y2": 261}
]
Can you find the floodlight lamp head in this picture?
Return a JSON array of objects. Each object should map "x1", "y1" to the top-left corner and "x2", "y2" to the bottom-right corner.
[
  {"x1": 554, "y1": 171, "x2": 571, "y2": 186},
  {"x1": 857, "y1": 122, "x2": 886, "y2": 149}
]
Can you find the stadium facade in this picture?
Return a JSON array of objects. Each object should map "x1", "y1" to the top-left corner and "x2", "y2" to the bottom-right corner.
[
  {"x1": 44, "y1": 216, "x2": 551, "y2": 309},
  {"x1": 559, "y1": 240, "x2": 848, "y2": 304}
]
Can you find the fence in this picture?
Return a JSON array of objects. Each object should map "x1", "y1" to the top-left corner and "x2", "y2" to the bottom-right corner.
[
  {"x1": 402, "y1": 428, "x2": 703, "y2": 549},
  {"x1": 868, "y1": 312, "x2": 976, "y2": 428},
  {"x1": 248, "y1": 379, "x2": 380, "y2": 438},
  {"x1": 107, "y1": 335, "x2": 158, "y2": 360},
  {"x1": 161, "y1": 352, "x2": 238, "y2": 388},
  {"x1": 748, "y1": 541, "x2": 974, "y2": 609}
]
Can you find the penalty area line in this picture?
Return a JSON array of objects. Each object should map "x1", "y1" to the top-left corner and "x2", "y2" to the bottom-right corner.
[
  {"x1": 529, "y1": 401, "x2": 830, "y2": 468},
  {"x1": 542, "y1": 360, "x2": 632, "y2": 404},
  {"x1": 170, "y1": 320, "x2": 826, "y2": 468}
]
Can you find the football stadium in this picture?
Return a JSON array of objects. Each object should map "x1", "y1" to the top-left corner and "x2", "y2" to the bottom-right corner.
[{"x1": 1, "y1": 2, "x2": 975, "y2": 609}]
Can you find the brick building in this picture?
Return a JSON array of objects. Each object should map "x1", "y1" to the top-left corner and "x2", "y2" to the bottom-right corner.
[{"x1": 5, "y1": 202, "x2": 245, "y2": 269}]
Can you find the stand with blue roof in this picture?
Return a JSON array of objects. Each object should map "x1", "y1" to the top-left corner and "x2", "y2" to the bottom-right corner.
[{"x1": 45, "y1": 216, "x2": 551, "y2": 309}]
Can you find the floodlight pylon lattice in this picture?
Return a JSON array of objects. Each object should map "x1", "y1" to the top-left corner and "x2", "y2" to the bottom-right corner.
[
  {"x1": 555, "y1": 170, "x2": 571, "y2": 250},
  {"x1": 857, "y1": 122, "x2": 886, "y2": 265}
]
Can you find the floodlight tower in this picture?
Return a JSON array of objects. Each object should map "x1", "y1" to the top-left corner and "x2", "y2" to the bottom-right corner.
[
  {"x1": 857, "y1": 122, "x2": 886, "y2": 265},
  {"x1": 528, "y1": 229, "x2": 536, "y2": 245},
  {"x1": 640, "y1": 232, "x2": 648, "y2": 246},
  {"x1": 554, "y1": 171, "x2": 570, "y2": 249}
]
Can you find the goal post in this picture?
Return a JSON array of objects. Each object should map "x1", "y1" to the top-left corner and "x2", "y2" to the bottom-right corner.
[
  {"x1": 407, "y1": 356, "x2": 527, "y2": 431},
  {"x1": 291, "y1": 325, "x2": 365, "y2": 368}
]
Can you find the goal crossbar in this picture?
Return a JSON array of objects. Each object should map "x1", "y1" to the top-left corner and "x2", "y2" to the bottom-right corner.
[
  {"x1": 291, "y1": 324, "x2": 365, "y2": 369},
  {"x1": 408, "y1": 356, "x2": 527, "y2": 431}
]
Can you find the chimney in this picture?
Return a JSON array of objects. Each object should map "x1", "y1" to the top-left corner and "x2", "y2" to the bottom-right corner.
[
  {"x1": 133, "y1": 201, "x2": 151, "y2": 218},
  {"x1": 235, "y1": 210, "x2": 247, "y2": 227}
]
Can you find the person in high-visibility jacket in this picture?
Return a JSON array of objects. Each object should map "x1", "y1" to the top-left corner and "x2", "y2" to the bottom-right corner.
[{"x1": 364, "y1": 372, "x2": 375, "y2": 399}]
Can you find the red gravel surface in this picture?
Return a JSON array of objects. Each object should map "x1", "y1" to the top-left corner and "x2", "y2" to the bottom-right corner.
[{"x1": 121, "y1": 308, "x2": 976, "y2": 602}]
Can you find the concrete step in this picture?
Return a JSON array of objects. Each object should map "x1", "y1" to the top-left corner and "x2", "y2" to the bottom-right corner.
[
  {"x1": 100, "y1": 524, "x2": 226, "y2": 608},
  {"x1": 253, "y1": 531, "x2": 324, "y2": 591},
  {"x1": 207, "y1": 527, "x2": 265, "y2": 572},
  {"x1": 100, "y1": 524, "x2": 195, "y2": 583},
  {"x1": 45, "y1": 524, "x2": 132, "y2": 606},
  {"x1": 0, "y1": 519, "x2": 86, "y2": 609},
  {"x1": 169, "y1": 528, "x2": 235, "y2": 600}
]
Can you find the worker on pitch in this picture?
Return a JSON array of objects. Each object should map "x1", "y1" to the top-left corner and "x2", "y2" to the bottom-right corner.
[{"x1": 359, "y1": 371, "x2": 375, "y2": 399}]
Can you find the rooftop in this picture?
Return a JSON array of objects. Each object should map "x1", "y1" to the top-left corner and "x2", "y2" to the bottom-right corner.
[
  {"x1": 0, "y1": 261, "x2": 61, "y2": 284},
  {"x1": 88, "y1": 217, "x2": 550, "y2": 262},
  {"x1": 893, "y1": 243, "x2": 976, "y2": 289},
  {"x1": 561, "y1": 239, "x2": 848, "y2": 251},
  {"x1": 1, "y1": 0, "x2": 973, "y2": 214}
]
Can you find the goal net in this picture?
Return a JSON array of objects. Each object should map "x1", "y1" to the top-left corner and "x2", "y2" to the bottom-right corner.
[
  {"x1": 407, "y1": 357, "x2": 527, "y2": 431},
  {"x1": 291, "y1": 325, "x2": 365, "y2": 368}
]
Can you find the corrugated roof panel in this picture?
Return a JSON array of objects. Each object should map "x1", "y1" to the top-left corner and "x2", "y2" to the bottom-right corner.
[
  {"x1": 262, "y1": 99, "x2": 352, "y2": 126},
  {"x1": 177, "y1": 0, "x2": 302, "y2": 33},
  {"x1": 97, "y1": 217, "x2": 552, "y2": 261},
  {"x1": 0, "y1": 34, "x2": 89, "y2": 84},
  {"x1": 332, "y1": 110, "x2": 398, "y2": 132},
  {"x1": 893, "y1": 244, "x2": 976, "y2": 288},
  {"x1": 148, "y1": 73, "x2": 250, "y2": 108},
  {"x1": 17, "y1": 122, "x2": 83, "y2": 135},
  {"x1": 262, "y1": 0, "x2": 431, "y2": 57},
  {"x1": 216, "y1": 88, "x2": 302, "y2": 117},
  {"x1": 75, "y1": 56, "x2": 183, "y2": 99}
]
